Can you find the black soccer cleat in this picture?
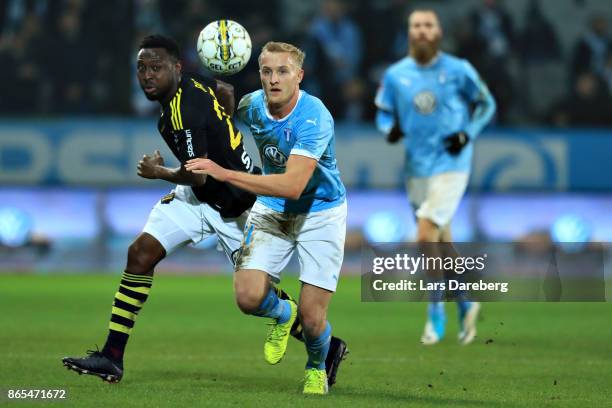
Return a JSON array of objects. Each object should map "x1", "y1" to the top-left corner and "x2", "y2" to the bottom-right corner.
[
  {"x1": 62, "y1": 349, "x2": 123, "y2": 383},
  {"x1": 325, "y1": 336, "x2": 348, "y2": 388}
]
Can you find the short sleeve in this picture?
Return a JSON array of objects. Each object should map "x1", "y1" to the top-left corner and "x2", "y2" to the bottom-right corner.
[
  {"x1": 290, "y1": 109, "x2": 333, "y2": 161},
  {"x1": 374, "y1": 69, "x2": 396, "y2": 113}
]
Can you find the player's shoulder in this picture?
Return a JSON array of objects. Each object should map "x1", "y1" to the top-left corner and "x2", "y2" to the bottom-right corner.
[
  {"x1": 383, "y1": 57, "x2": 416, "y2": 80},
  {"x1": 440, "y1": 52, "x2": 476, "y2": 73},
  {"x1": 181, "y1": 72, "x2": 217, "y2": 99},
  {"x1": 298, "y1": 91, "x2": 331, "y2": 116},
  {"x1": 238, "y1": 89, "x2": 264, "y2": 112},
  {"x1": 294, "y1": 91, "x2": 333, "y2": 133},
  {"x1": 168, "y1": 73, "x2": 216, "y2": 130},
  {"x1": 237, "y1": 89, "x2": 265, "y2": 123},
  {"x1": 386, "y1": 56, "x2": 416, "y2": 73},
  {"x1": 296, "y1": 91, "x2": 333, "y2": 121}
]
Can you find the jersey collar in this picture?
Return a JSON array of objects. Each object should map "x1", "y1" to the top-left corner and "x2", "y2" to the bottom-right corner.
[{"x1": 263, "y1": 90, "x2": 303, "y2": 122}]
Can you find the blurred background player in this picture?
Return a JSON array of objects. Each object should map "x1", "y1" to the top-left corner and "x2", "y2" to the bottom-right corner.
[
  {"x1": 374, "y1": 10, "x2": 496, "y2": 345},
  {"x1": 186, "y1": 41, "x2": 347, "y2": 395}
]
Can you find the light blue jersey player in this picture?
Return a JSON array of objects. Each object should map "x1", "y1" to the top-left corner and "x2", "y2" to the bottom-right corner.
[
  {"x1": 186, "y1": 41, "x2": 346, "y2": 395},
  {"x1": 237, "y1": 88, "x2": 346, "y2": 214},
  {"x1": 375, "y1": 9, "x2": 496, "y2": 346},
  {"x1": 376, "y1": 52, "x2": 495, "y2": 177}
]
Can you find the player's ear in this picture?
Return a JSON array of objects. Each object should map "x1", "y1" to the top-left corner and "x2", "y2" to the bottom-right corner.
[{"x1": 297, "y1": 68, "x2": 304, "y2": 84}]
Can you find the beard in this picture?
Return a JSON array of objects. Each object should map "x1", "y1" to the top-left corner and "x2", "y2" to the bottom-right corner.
[{"x1": 409, "y1": 36, "x2": 441, "y2": 64}]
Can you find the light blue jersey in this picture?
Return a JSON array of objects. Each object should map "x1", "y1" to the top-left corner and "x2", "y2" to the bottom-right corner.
[
  {"x1": 375, "y1": 52, "x2": 496, "y2": 177},
  {"x1": 237, "y1": 90, "x2": 346, "y2": 213}
]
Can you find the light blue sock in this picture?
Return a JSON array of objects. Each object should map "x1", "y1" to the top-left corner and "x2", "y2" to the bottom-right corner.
[
  {"x1": 428, "y1": 302, "x2": 447, "y2": 337},
  {"x1": 253, "y1": 287, "x2": 291, "y2": 324},
  {"x1": 304, "y1": 322, "x2": 332, "y2": 370},
  {"x1": 454, "y1": 275, "x2": 471, "y2": 316},
  {"x1": 457, "y1": 299, "x2": 472, "y2": 318}
]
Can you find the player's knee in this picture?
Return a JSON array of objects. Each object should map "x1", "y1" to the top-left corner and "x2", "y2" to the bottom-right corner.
[
  {"x1": 298, "y1": 308, "x2": 326, "y2": 338},
  {"x1": 416, "y1": 227, "x2": 440, "y2": 243},
  {"x1": 417, "y1": 218, "x2": 442, "y2": 242},
  {"x1": 126, "y1": 241, "x2": 157, "y2": 275},
  {"x1": 234, "y1": 287, "x2": 262, "y2": 315}
]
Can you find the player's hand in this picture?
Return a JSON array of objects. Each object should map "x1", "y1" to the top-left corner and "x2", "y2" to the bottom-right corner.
[
  {"x1": 443, "y1": 132, "x2": 469, "y2": 155},
  {"x1": 137, "y1": 150, "x2": 164, "y2": 179},
  {"x1": 387, "y1": 124, "x2": 403, "y2": 144},
  {"x1": 185, "y1": 158, "x2": 230, "y2": 182}
]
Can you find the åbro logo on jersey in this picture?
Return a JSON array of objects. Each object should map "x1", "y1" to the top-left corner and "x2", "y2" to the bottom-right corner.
[{"x1": 263, "y1": 144, "x2": 288, "y2": 167}]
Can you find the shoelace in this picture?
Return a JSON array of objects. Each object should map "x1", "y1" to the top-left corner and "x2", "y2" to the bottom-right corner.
[
  {"x1": 303, "y1": 370, "x2": 325, "y2": 387},
  {"x1": 266, "y1": 321, "x2": 285, "y2": 343},
  {"x1": 85, "y1": 345, "x2": 104, "y2": 357}
]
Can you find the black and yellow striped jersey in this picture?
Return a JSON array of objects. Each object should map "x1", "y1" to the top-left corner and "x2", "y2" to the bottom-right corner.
[{"x1": 158, "y1": 72, "x2": 256, "y2": 218}]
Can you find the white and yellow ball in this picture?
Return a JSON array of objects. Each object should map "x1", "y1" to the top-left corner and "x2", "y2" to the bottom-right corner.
[{"x1": 197, "y1": 20, "x2": 252, "y2": 76}]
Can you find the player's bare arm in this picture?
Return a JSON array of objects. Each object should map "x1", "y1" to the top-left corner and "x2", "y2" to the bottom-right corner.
[
  {"x1": 186, "y1": 154, "x2": 316, "y2": 200},
  {"x1": 215, "y1": 79, "x2": 235, "y2": 116},
  {"x1": 138, "y1": 150, "x2": 206, "y2": 186}
]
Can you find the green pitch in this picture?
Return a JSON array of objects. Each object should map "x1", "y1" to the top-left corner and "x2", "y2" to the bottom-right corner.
[{"x1": 1, "y1": 274, "x2": 611, "y2": 407}]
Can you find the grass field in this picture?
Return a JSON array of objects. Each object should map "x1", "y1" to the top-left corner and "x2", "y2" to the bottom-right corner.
[{"x1": 1, "y1": 273, "x2": 611, "y2": 407}]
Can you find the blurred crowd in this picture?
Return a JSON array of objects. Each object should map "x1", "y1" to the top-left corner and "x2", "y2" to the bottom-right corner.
[{"x1": 1, "y1": 0, "x2": 612, "y2": 127}]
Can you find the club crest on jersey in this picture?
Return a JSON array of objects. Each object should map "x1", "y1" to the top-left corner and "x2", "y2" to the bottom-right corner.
[
  {"x1": 413, "y1": 91, "x2": 436, "y2": 115},
  {"x1": 283, "y1": 128, "x2": 292, "y2": 142},
  {"x1": 263, "y1": 144, "x2": 288, "y2": 167}
]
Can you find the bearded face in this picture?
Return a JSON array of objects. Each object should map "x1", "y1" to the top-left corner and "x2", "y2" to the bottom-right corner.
[{"x1": 408, "y1": 11, "x2": 443, "y2": 64}]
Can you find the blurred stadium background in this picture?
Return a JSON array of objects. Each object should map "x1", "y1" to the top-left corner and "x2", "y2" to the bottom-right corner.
[
  {"x1": 1, "y1": 0, "x2": 611, "y2": 273},
  {"x1": 2, "y1": 0, "x2": 612, "y2": 406}
]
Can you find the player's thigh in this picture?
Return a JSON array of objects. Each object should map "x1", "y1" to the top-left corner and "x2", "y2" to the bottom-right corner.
[
  {"x1": 414, "y1": 172, "x2": 469, "y2": 228},
  {"x1": 235, "y1": 201, "x2": 295, "y2": 283},
  {"x1": 202, "y1": 204, "x2": 249, "y2": 265},
  {"x1": 296, "y1": 202, "x2": 347, "y2": 293},
  {"x1": 405, "y1": 176, "x2": 429, "y2": 213},
  {"x1": 142, "y1": 186, "x2": 213, "y2": 254}
]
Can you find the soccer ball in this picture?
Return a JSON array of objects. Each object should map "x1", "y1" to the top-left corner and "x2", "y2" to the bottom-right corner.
[{"x1": 197, "y1": 20, "x2": 252, "y2": 76}]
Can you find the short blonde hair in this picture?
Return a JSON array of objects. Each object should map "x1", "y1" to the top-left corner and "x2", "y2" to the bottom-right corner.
[{"x1": 258, "y1": 41, "x2": 306, "y2": 68}]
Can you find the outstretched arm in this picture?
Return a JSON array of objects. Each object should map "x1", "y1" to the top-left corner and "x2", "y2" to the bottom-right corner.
[
  {"x1": 138, "y1": 150, "x2": 206, "y2": 186},
  {"x1": 185, "y1": 155, "x2": 317, "y2": 200}
]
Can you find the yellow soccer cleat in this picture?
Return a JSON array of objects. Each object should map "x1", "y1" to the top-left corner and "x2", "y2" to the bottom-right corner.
[
  {"x1": 303, "y1": 368, "x2": 328, "y2": 395},
  {"x1": 264, "y1": 299, "x2": 297, "y2": 364}
]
